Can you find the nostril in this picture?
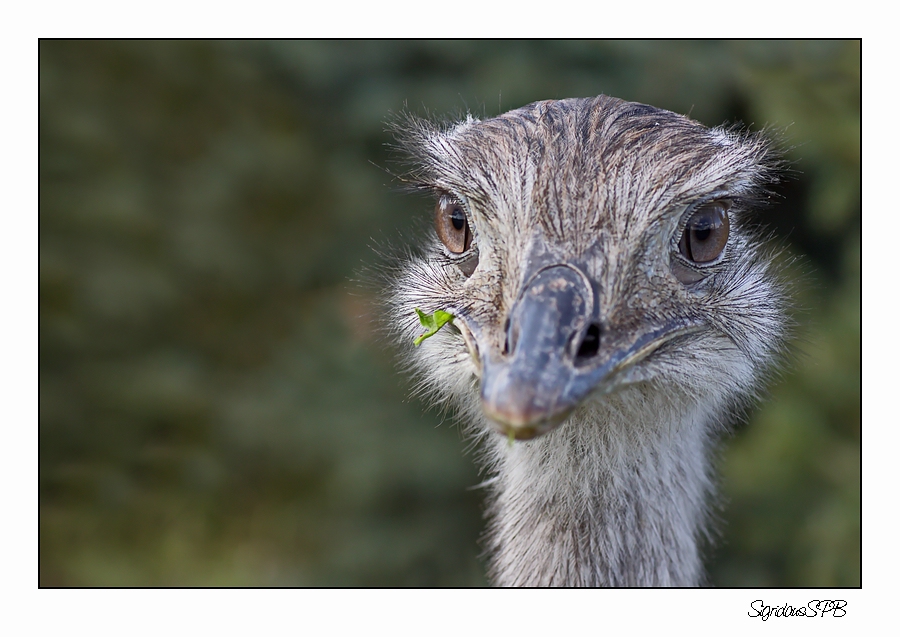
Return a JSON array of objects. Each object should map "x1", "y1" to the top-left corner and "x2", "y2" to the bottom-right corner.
[
  {"x1": 576, "y1": 323, "x2": 601, "y2": 359},
  {"x1": 503, "y1": 317, "x2": 512, "y2": 355}
]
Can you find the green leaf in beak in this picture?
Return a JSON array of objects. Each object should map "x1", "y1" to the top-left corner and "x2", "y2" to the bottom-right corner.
[{"x1": 413, "y1": 308, "x2": 455, "y2": 346}]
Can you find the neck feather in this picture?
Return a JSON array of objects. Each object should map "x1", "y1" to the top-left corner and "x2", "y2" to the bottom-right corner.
[{"x1": 479, "y1": 385, "x2": 720, "y2": 587}]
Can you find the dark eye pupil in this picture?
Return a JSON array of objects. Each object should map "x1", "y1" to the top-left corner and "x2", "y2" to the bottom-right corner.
[
  {"x1": 693, "y1": 223, "x2": 711, "y2": 242},
  {"x1": 451, "y1": 209, "x2": 465, "y2": 231}
]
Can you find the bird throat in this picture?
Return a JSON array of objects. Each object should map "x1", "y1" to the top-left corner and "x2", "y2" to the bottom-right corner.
[{"x1": 482, "y1": 391, "x2": 714, "y2": 586}]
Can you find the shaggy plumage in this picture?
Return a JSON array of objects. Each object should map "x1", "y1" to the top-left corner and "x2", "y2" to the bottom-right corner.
[{"x1": 385, "y1": 95, "x2": 788, "y2": 586}]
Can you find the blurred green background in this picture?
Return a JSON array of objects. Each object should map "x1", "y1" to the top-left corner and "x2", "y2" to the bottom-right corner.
[{"x1": 39, "y1": 40, "x2": 860, "y2": 586}]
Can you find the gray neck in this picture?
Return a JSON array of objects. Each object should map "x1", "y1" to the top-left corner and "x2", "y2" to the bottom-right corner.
[{"x1": 479, "y1": 388, "x2": 718, "y2": 587}]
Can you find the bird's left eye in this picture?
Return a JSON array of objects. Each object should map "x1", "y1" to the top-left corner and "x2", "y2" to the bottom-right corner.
[
  {"x1": 678, "y1": 201, "x2": 730, "y2": 264},
  {"x1": 435, "y1": 197, "x2": 472, "y2": 254}
]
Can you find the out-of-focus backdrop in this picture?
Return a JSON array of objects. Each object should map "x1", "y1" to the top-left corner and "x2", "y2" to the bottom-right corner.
[{"x1": 39, "y1": 40, "x2": 860, "y2": 586}]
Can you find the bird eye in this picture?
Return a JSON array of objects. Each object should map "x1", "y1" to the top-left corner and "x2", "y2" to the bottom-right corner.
[
  {"x1": 435, "y1": 196, "x2": 472, "y2": 254},
  {"x1": 678, "y1": 201, "x2": 730, "y2": 264}
]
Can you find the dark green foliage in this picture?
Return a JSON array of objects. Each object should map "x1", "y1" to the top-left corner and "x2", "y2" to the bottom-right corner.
[{"x1": 39, "y1": 40, "x2": 859, "y2": 586}]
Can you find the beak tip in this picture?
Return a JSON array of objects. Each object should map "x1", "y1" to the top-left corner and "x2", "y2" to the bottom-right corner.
[{"x1": 482, "y1": 402, "x2": 572, "y2": 441}]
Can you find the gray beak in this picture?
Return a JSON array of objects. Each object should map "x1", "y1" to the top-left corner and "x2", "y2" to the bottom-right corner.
[
  {"x1": 480, "y1": 264, "x2": 597, "y2": 439},
  {"x1": 479, "y1": 264, "x2": 700, "y2": 440}
]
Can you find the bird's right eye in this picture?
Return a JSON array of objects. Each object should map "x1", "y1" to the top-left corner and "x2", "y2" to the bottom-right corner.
[{"x1": 434, "y1": 197, "x2": 472, "y2": 254}]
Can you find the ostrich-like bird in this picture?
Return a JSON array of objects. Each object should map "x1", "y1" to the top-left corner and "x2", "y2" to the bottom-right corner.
[{"x1": 388, "y1": 95, "x2": 787, "y2": 586}]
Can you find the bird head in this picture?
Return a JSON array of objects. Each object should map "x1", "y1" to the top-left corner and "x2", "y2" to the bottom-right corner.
[{"x1": 391, "y1": 96, "x2": 787, "y2": 441}]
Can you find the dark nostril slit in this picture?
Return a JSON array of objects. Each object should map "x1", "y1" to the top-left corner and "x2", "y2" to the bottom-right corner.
[
  {"x1": 576, "y1": 323, "x2": 601, "y2": 359},
  {"x1": 502, "y1": 317, "x2": 511, "y2": 355}
]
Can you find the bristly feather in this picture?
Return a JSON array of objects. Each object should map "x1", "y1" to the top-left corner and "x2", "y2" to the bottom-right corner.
[{"x1": 382, "y1": 95, "x2": 790, "y2": 586}]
